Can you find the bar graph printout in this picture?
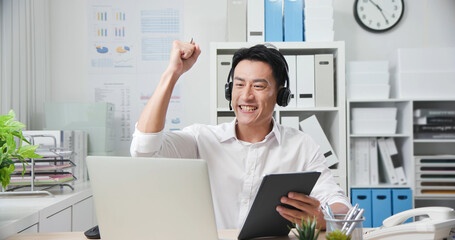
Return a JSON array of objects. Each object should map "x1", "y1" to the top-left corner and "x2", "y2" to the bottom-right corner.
[{"x1": 87, "y1": 0, "x2": 184, "y2": 155}]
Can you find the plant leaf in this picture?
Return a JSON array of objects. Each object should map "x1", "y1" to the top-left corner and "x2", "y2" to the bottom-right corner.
[{"x1": 17, "y1": 145, "x2": 43, "y2": 159}]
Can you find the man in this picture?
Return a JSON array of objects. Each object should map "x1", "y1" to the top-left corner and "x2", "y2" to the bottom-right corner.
[{"x1": 130, "y1": 40, "x2": 350, "y2": 229}]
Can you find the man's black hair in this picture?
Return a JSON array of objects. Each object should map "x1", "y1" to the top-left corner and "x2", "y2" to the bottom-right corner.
[{"x1": 230, "y1": 44, "x2": 289, "y2": 88}]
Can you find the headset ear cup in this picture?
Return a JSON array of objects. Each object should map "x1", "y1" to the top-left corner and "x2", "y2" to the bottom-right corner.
[
  {"x1": 277, "y1": 88, "x2": 291, "y2": 107},
  {"x1": 225, "y1": 82, "x2": 233, "y2": 101}
]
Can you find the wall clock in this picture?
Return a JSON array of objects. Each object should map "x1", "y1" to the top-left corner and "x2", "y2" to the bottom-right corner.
[{"x1": 354, "y1": 0, "x2": 405, "y2": 33}]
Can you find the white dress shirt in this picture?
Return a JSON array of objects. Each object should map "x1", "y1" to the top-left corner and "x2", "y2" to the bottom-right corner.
[{"x1": 130, "y1": 119, "x2": 350, "y2": 229}]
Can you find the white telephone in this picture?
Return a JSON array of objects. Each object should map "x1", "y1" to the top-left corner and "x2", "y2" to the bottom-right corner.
[{"x1": 364, "y1": 207, "x2": 455, "y2": 240}]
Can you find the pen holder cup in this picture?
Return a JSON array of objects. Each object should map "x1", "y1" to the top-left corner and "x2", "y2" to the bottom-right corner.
[{"x1": 325, "y1": 214, "x2": 365, "y2": 240}]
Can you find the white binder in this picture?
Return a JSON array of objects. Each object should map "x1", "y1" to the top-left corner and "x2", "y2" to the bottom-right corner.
[
  {"x1": 227, "y1": 0, "x2": 247, "y2": 42},
  {"x1": 296, "y1": 55, "x2": 315, "y2": 107},
  {"x1": 299, "y1": 115, "x2": 339, "y2": 167},
  {"x1": 217, "y1": 54, "x2": 233, "y2": 109},
  {"x1": 314, "y1": 54, "x2": 334, "y2": 107},
  {"x1": 284, "y1": 55, "x2": 297, "y2": 108},
  {"x1": 281, "y1": 116, "x2": 300, "y2": 130},
  {"x1": 377, "y1": 138, "x2": 398, "y2": 185},
  {"x1": 247, "y1": 0, "x2": 265, "y2": 42}
]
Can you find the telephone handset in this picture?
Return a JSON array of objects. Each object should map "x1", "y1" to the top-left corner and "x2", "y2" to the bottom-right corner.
[{"x1": 364, "y1": 207, "x2": 455, "y2": 240}]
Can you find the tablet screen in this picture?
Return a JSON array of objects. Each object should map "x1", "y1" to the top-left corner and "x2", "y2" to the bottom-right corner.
[{"x1": 238, "y1": 171, "x2": 321, "y2": 240}]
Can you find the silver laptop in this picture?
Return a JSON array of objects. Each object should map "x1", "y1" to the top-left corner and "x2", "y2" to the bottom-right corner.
[{"x1": 87, "y1": 156, "x2": 219, "y2": 240}]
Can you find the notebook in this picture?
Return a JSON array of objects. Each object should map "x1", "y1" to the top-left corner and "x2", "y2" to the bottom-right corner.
[{"x1": 87, "y1": 156, "x2": 219, "y2": 240}]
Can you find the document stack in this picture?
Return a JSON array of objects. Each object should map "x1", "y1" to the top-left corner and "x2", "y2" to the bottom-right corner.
[
  {"x1": 414, "y1": 108, "x2": 455, "y2": 139},
  {"x1": 350, "y1": 137, "x2": 378, "y2": 186},
  {"x1": 351, "y1": 107, "x2": 397, "y2": 135},
  {"x1": 347, "y1": 61, "x2": 390, "y2": 100},
  {"x1": 304, "y1": 0, "x2": 334, "y2": 42},
  {"x1": 394, "y1": 48, "x2": 455, "y2": 98},
  {"x1": 415, "y1": 155, "x2": 455, "y2": 197}
]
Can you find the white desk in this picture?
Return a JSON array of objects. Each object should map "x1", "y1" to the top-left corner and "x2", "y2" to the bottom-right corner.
[
  {"x1": 0, "y1": 182, "x2": 94, "y2": 240},
  {"x1": 5, "y1": 229, "x2": 326, "y2": 240}
]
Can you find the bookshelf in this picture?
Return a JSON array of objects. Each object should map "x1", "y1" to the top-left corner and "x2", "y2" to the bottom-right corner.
[
  {"x1": 210, "y1": 41, "x2": 347, "y2": 192},
  {"x1": 347, "y1": 98, "x2": 455, "y2": 208}
]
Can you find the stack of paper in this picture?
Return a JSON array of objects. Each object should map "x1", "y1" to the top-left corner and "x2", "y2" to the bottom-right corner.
[
  {"x1": 347, "y1": 61, "x2": 390, "y2": 100},
  {"x1": 304, "y1": 0, "x2": 334, "y2": 42},
  {"x1": 351, "y1": 108, "x2": 397, "y2": 135}
]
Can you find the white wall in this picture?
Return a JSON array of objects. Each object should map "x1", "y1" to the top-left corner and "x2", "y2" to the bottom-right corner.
[{"x1": 48, "y1": 0, "x2": 455, "y2": 127}]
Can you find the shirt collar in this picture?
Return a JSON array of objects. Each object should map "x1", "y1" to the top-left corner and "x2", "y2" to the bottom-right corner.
[{"x1": 219, "y1": 117, "x2": 282, "y2": 145}]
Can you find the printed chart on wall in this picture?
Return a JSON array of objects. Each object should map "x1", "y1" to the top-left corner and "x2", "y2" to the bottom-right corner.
[{"x1": 87, "y1": 0, "x2": 184, "y2": 154}]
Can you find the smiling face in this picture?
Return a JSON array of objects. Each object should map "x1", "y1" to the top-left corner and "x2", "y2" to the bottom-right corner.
[{"x1": 232, "y1": 60, "x2": 278, "y2": 130}]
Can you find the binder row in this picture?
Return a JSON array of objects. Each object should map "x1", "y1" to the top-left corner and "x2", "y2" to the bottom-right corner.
[
  {"x1": 216, "y1": 53, "x2": 335, "y2": 109},
  {"x1": 350, "y1": 137, "x2": 407, "y2": 186},
  {"x1": 227, "y1": 0, "x2": 334, "y2": 42},
  {"x1": 351, "y1": 188, "x2": 412, "y2": 228}
]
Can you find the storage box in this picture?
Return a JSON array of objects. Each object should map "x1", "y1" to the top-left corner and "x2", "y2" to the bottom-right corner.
[
  {"x1": 304, "y1": 19, "x2": 334, "y2": 32},
  {"x1": 348, "y1": 84, "x2": 390, "y2": 100},
  {"x1": 304, "y1": 6, "x2": 333, "y2": 19},
  {"x1": 395, "y1": 71, "x2": 455, "y2": 99},
  {"x1": 351, "y1": 107, "x2": 397, "y2": 120},
  {"x1": 351, "y1": 119, "x2": 397, "y2": 134},
  {"x1": 348, "y1": 72, "x2": 389, "y2": 84},
  {"x1": 348, "y1": 61, "x2": 389, "y2": 73},
  {"x1": 305, "y1": 30, "x2": 334, "y2": 42}
]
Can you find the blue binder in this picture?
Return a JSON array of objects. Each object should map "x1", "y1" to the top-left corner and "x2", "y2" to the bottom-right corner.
[
  {"x1": 284, "y1": 0, "x2": 303, "y2": 41},
  {"x1": 351, "y1": 188, "x2": 372, "y2": 228},
  {"x1": 392, "y1": 188, "x2": 413, "y2": 223},
  {"x1": 372, "y1": 189, "x2": 392, "y2": 227},
  {"x1": 265, "y1": 0, "x2": 283, "y2": 42}
]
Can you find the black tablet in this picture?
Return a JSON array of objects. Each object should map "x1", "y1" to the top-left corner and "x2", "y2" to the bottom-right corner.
[{"x1": 237, "y1": 171, "x2": 321, "y2": 240}]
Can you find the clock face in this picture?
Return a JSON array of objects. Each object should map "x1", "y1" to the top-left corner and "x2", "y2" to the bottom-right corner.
[{"x1": 354, "y1": 0, "x2": 404, "y2": 32}]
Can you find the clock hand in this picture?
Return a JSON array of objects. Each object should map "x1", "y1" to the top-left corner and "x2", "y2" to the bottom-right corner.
[{"x1": 369, "y1": 0, "x2": 389, "y2": 24}]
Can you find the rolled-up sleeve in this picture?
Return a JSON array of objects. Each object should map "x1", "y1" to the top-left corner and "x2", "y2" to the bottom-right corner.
[{"x1": 130, "y1": 124, "x2": 198, "y2": 159}]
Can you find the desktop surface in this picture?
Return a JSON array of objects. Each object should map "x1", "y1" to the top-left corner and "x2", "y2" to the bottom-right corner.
[{"x1": 5, "y1": 229, "x2": 327, "y2": 240}]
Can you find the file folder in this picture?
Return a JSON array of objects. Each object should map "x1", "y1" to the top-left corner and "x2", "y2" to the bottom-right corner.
[
  {"x1": 351, "y1": 188, "x2": 372, "y2": 228},
  {"x1": 314, "y1": 54, "x2": 334, "y2": 107},
  {"x1": 247, "y1": 0, "x2": 265, "y2": 42},
  {"x1": 281, "y1": 116, "x2": 300, "y2": 129},
  {"x1": 283, "y1": 55, "x2": 297, "y2": 107},
  {"x1": 265, "y1": 0, "x2": 283, "y2": 42},
  {"x1": 299, "y1": 115, "x2": 338, "y2": 167},
  {"x1": 372, "y1": 189, "x2": 392, "y2": 227},
  {"x1": 392, "y1": 188, "x2": 412, "y2": 223},
  {"x1": 217, "y1": 54, "x2": 233, "y2": 109},
  {"x1": 296, "y1": 55, "x2": 315, "y2": 107},
  {"x1": 284, "y1": 0, "x2": 303, "y2": 41},
  {"x1": 227, "y1": 0, "x2": 247, "y2": 41}
]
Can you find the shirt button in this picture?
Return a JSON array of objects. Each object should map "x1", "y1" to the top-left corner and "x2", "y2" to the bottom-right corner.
[{"x1": 242, "y1": 199, "x2": 248, "y2": 205}]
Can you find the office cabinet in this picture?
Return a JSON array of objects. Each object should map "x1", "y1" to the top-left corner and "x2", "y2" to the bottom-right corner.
[
  {"x1": 72, "y1": 196, "x2": 96, "y2": 231},
  {"x1": 18, "y1": 224, "x2": 38, "y2": 234},
  {"x1": 39, "y1": 207, "x2": 72, "y2": 232},
  {"x1": 210, "y1": 42, "x2": 347, "y2": 191}
]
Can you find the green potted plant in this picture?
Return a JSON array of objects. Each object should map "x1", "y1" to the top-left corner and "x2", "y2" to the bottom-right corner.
[
  {"x1": 289, "y1": 216, "x2": 321, "y2": 240},
  {"x1": 0, "y1": 110, "x2": 42, "y2": 189},
  {"x1": 325, "y1": 229, "x2": 351, "y2": 240}
]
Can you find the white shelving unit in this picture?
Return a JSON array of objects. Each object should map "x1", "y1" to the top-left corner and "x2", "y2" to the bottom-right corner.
[
  {"x1": 347, "y1": 99, "x2": 414, "y2": 191},
  {"x1": 210, "y1": 41, "x2": 347, "y2": 191},
  {"x1": 347, "y1": 98, "x2": 455, "y2": 208}
]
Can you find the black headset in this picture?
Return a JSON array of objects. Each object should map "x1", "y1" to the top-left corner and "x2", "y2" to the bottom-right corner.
[{"x1": 224, "y1": 63, "x2": 292, "y2": 110}]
